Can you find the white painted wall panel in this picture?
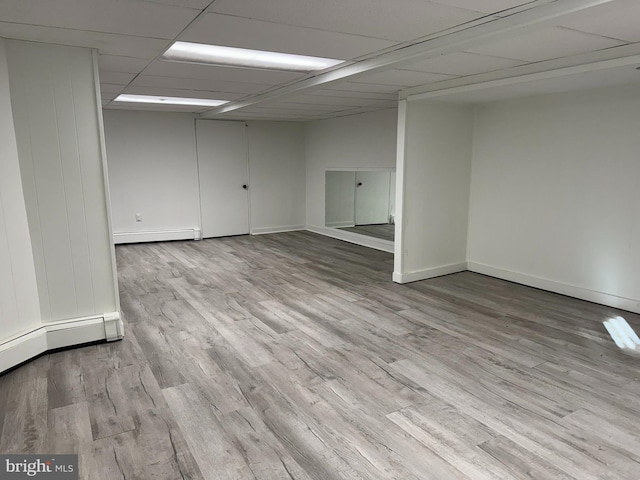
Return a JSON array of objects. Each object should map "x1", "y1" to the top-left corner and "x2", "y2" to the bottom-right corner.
[
  {"x1": 304, "y1": 109, "x2": 397, "y2": 229},
  {"x1": 247, "y1": 121, "x2": 306, "y2": 233},
  {"x1": 7, "y1": 40, "x2": 117, "y2": 323},
  {"x1": 469, "y1": 85, "x2": 640, "y2": 307},
  {"x1": 104, "y1": 112, "x2": 307, "y2": 239},
  {"x1": 104, "y1": 110, "x2": 201, "y2": 236},
  {"x1": 396, "y1": 102, "x2": 473, "y2": 279},
  {"x1": 0, "y1": 39, "x2": 41, "y2": 342}
]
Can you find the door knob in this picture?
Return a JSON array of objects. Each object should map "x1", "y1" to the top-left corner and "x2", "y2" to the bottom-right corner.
[
  {"x1": 242, "y1": 184, "x2": 248, "y2": 189},
  {"x1": 357, "y1": 182, "x2": 363, "y2": 187}
]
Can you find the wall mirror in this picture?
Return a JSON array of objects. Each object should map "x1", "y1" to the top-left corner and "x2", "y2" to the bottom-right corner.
[{"x1": 325, "y1": 168, "x2": 396, "y2": 242}]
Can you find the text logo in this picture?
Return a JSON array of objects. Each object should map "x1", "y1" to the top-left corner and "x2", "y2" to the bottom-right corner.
[{"x1": 1, "y1": 455, "x2": 78, "y2": 479}]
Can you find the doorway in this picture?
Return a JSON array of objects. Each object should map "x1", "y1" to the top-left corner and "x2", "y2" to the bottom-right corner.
[{"x1": 195, "y1": 120, "x2": 250, "y2": 238}]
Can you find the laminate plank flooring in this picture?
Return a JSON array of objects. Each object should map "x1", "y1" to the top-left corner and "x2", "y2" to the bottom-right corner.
[{"x1": 2, "y1": 231, "x2": 640, "y2": 479}]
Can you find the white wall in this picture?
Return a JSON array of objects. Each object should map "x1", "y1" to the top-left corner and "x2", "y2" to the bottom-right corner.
[
  {"x1": 104, "y1": 110, "x2": 201, "y2": 241},
  {"x1": 247, "y1": 121, "x2": 306, "y2": 234},
  {"x1": 468, "y1": 84, "x2": 640, "y2": 312},
  {"x1": 104, "y1": 113, "x2": 307, "y2": 239},
  {"x1": 394, "y1": 102, "x2": 473, "y2": 283},
  {"x1": 304, "y1": 109, "x2": 398, "y2": 229},
  {"x1": 1, "y1": 39, "x2": 121, "y2": 373},
  {"x1": 7, "y1": 40, "x2": 118, "y2": 323},
  {"x1": 0, "y1": 39, "x2": 41, "y2": 343}
]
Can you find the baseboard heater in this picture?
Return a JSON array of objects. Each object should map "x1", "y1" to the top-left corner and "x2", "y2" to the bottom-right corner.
[
  {"x1": 113, "y1": 228, "x2": 202, "y2": 244},
  {"x1": 0, "y1": 312, "x2": 123, "y2": 374}
]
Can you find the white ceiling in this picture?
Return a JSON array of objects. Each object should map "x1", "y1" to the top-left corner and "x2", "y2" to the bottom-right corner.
[{"x1": 0, "y1": 0, "x2": 639, "y2": 120}]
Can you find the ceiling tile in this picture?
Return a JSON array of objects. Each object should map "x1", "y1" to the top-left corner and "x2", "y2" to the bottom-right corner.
[
  {"x1": 354, "y1": 69, "x2": 455, "y2": 87},
  {"x1": 98, "y1": 55, "x2": 150, "y2": 73},
  {"x1": 142, "y1": 61, "x2": 305, "y2": 85},
  {"x1": 258, "y1": 101, "x2": 352, "y2": 112},
  {"x1": 99, "y1": 84, "x2": 127, "y2": 94},
  {"x1": 98, "y1": 71, "x2": 137, "y2": 85},
  {"x1": 220, "y1": 111, "x2": 306, "y2": 121},
  {"x1": 329, "y1": 81, "x2": 403, "y2": 94},
  {"x1": 330, "y1": 105, "x2": 396, "y2": 117},
  {"x1": 182, "y1": 13, "x2": 396, "y2": 60},
  {"x1": 245, "y1": 105, "x2": 354, "y2": 116},
  {"x1": 402, "y1": 52, "x2": 526, "y2": 76},
  {"x1": 130, "y1": 75, "x2": 274, "y2": 94},
  {"x1": 559, "y1": 0, "x2": 640, "y2": 43},
  {"x1": 283, "y1": 93, "x2": 396, "y2": 108},
  {"x1": 0, "y1": 22, "x2": 170, "y2": 58},
  {"x1": 466, "y1": 26, "x2": 625, "y2": 62},
  {"x1": 208, "y1": 0, "x2": 484, "y2": 42},
  {"x1": 101, "y1": 91, "x2": 118, "y2": 102},
  {"x1": 427, "y1": 0, "x2": 532, "y2": 14},
  {"x1": 432, "y1": 64, "x2": 640, "y2": 104},
  {"x1": 0, "y1": 0, "x2": 198, "y2": 39},
  {"x1": 279, "y1": 95, "x2": 369, "y2": 108},
  {"x1": 313, "y1": 88, "x2": 398, "y2": 101}
]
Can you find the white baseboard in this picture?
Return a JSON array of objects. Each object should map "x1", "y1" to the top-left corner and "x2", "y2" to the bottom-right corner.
[
  {"x1": 468, "y1": 261, "x2": 640, "y2": 314},
  {"x1": 250, "y1": 225, "x2": 305, "y2": 235},
  {"x1": 113, "y1": 228, "x2": 201, "y2": 244},
  {"x1": 325, "y1": 221, "x2": 355, "y2": 228},
  {"x1": 0, "y1": 311, "x2": 123, "y2": 374},
  {"x1": 306, "y1": 225, "x2": 394, "y2": 253},
  {"x1": 393, "y1": 262, "x2": 468, "y2": 283}
]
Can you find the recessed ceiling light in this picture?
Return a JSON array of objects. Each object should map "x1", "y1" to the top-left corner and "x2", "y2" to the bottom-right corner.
[
  {"x1": 114, "y1": 94, "x2": 227, "y2": 107},
  {"x1": 162, "y1": 41, "x2": 343, "y2": 72}
]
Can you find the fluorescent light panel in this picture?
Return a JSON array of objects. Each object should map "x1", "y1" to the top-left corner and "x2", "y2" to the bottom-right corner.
[
  {"x1": 163, "y1": 41, "x2": 343, "y2": 72},
  {"x1": 114, "y1": 94, "x2": 227, "y2": 107}
]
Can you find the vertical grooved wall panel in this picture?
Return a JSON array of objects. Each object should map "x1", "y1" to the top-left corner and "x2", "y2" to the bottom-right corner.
[
  {"x1": 0, "y1": 39, "x2": 41, "y2": 342},
  {"x1": 6, "y1": 40, "x2": 117, "y2": 323}
]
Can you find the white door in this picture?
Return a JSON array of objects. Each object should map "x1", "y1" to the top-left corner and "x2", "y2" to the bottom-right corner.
[
  {"x1": 196, "y1": 120, "x2": 250, "y2": 238},
  {"x1": 355, "y1": 171, "x2": 390, "y2": 225}
]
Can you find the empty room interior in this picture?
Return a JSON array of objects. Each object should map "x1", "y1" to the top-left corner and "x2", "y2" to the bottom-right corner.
[{"x1": 2, "y1": 0, "x2": 640, "y2": 478}]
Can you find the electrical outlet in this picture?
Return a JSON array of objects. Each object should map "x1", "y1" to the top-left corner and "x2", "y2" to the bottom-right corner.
[{"x1": 135, "y1": 213, "x2": 142, "y2": 222}]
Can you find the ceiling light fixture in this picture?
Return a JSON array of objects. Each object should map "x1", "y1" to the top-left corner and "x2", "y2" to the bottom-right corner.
[
  {"x1": 162, "y1": 41, "x2": 343, "y2": 72},
  {"x1": 114, "y1": 94, "x2": 228, "y2": 107}
]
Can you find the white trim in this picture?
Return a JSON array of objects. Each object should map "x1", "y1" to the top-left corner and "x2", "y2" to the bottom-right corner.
[
  {"x1": 393, "y1": 262, "x2": 467, "y2": 284},
  {"x1": 113, "y1": 228, "x2": 201, "y2": 244},
  {"x1": 467, "y1": 262, "x2": 640, "y2": 314},
  {"x1": 0, "y1": 312, "x2": 123, "y2": 373},
  {"x1": 250, "y1": 225, "x2": 305, "y2": 235},
  {"x1": 325, "y1": 221, "x2": 355, "y2": 228},
  {"x1": 244, "y1": 121, "x2": 252, "y2": 237},
  {"x1": 306, "y1": 225, "x2": 394, "y2": 253},
  {"x1": 394, "y1": 100, "x2": 408, "y2": 276},
  {"x1": 193, "y1": 117, "x2": 204, "y2": 237},
  {"x1": 93, "y1": 49, "x2": 121, "y2": 311}
]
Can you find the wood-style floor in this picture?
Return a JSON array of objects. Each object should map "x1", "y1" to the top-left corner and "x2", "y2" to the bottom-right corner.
[{"x1": 1, "y1": 231, "x2": 640, "y2": 479}]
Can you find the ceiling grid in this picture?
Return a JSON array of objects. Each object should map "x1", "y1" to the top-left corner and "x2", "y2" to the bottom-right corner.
[{"x1": 0, "y1": 0, "x2": 637, "y2": 119}]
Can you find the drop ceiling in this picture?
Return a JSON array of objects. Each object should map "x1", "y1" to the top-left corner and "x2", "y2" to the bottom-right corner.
[{"x1": 0, "y1": 0, "x2": 639, "y2": 121}]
